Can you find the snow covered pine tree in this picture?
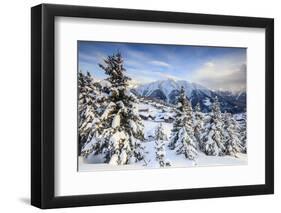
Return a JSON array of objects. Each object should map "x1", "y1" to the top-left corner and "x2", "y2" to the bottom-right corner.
[
  {"x1": 78, "y1": 71, "x2": 103, "y2": 155},
  {"x1": 201, "y1": 96, "x2": 226, "y2": 156},
  {"x1": 155, "y1": 123, "x2": 171, "y2": 167},
  {"x1": 223, "y1": 113, "x2": 244, "y2": 157},
  {"x1": 238, "y1": 114, "x2": 247, "y2": 153},
  {"x1": 169, "y1": 86, "x2": 198, "y2": 160},
  {"x1": 193, "y1": 103, "x2": 204, "y2": 150},
  {"x1": 97, "y1": 52, "x2": 146, "y2": 165}
]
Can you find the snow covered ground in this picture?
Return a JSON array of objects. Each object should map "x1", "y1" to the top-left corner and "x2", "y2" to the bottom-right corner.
[
  {"x1": 79, "y1": 101, "x2": 247, "y2": 172},
  {"x1": 79, "y1": 135, "x2": 247, "y2": 172}
]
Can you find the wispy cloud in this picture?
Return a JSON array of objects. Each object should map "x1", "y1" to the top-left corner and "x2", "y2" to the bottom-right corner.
[
  {"x1": 79, "y1": 51, "x2": 107, "y2": 64},
  {"x1": 158, "y1": 72, "x2": 179, "y2": 80},
  {"x1": 150, "y1": 60, "x2": 171, "y2": 67},
  {"x1": 125, "y1": 49, "x2": 148, "y2": 61}
]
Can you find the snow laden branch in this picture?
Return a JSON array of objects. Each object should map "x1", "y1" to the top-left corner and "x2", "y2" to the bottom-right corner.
[{"x1": 78, "y1": 71, "x2": 108, "y2": 155}]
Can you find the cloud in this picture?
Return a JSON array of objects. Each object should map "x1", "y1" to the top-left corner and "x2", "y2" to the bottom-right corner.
[
  {"x1": 124, "y1": 49, "x2": 154, "y2": 68},
  {"x1": 205, "y1": 62, "x2": 215, "y2": 68},
  {"x1": 125, "y1": 59, "x2": 144, "y2": 68},
  {"x1": 79, "y1": 52, "x2": 95, "y2": 63},
  {"x1": 126, "y1": 49, "x2": 148, "y2": 61},
  {"x1": 150, "y1": 60, "x2": 171, "y2": 67},
  {"x1": 79, "y1": 51, "x2": 107, "y2": 64},
  {"x1": 158, "y1": 72, "x2": 179, "y2": 80},
  {"x1": 191, "y1": 59, "x2": 246, "y2": 91},
  {"x1": 127, "y1": 69, "x2": 159, "y2": 83},
  {"x1": 127, "y1": 68, "x2": 180, "y2": 84}
]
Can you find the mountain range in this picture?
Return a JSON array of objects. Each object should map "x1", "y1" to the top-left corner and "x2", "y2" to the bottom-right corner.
[{"x1": 132, "y1": 79, "x2": 246, "y2": 113}]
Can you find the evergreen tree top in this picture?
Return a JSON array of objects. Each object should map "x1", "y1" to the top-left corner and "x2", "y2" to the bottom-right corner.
[
  {"x1": 177, "y1": 86, "x2": 190, "y2": 113},
  {"x1": 195, "y1": 102, "x2": 201, "y2": 112},
  {"x1": 98, "y1": 52, "x2": 131, "y2": 86},
  {"x1": 155, "y1": 123, "x2": 165, "y2": 141},
  {"x1": 212, "y1": 96, "x2": 221, "y2": 115}
]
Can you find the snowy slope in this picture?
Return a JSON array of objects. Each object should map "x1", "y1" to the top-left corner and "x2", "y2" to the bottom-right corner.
[{"x1": 79, "y1": 100, "x2": 247, "y2": 172}]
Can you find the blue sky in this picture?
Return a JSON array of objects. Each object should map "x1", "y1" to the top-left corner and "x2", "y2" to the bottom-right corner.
[{"x1": 78, "y1": 41, "x2": 246, "y2": 91}]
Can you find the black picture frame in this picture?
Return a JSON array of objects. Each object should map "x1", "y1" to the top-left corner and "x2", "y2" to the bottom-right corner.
[{"x1": 31, "y1": 3, "x2": 274, "y2": 209}]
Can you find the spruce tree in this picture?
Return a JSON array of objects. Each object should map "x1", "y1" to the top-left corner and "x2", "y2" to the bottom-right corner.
[
  {"x1": 223, "y1": 113, "x2": 244, "y2": 156},
  {"x1": 155, "y1": 123, "x2": 170, "y2": 167},
  {"x1": 201, "y1": 96, "x2": 225, "y2": 156},
  {"x1": 169, "y1": 87, "x2": 198, "y2": 160},
  {"x1": 97, "y1": 52, "x2": 145, "y2": 165},
  {"x1": 78, "y1": 71, "x2": 102, "y2": 155},
  {"x1": 239, "y1": 114, "x2": 247, "y2": 153},
  {"x1": 194, "y1": 103, "x2": 204, "y2": 150}
]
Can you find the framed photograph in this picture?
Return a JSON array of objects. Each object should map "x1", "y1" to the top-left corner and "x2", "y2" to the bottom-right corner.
[{"x1": 31, "y1": 4, "x2": 274, "y2": 209}]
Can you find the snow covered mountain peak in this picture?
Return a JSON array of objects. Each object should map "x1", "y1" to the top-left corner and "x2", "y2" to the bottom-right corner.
[
  {"x1": 133, "y1": 79, "x2": 246, "y2": 113},
  {"x1": 136, "y1": 79, "x2": 209, "y2": 98}
]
